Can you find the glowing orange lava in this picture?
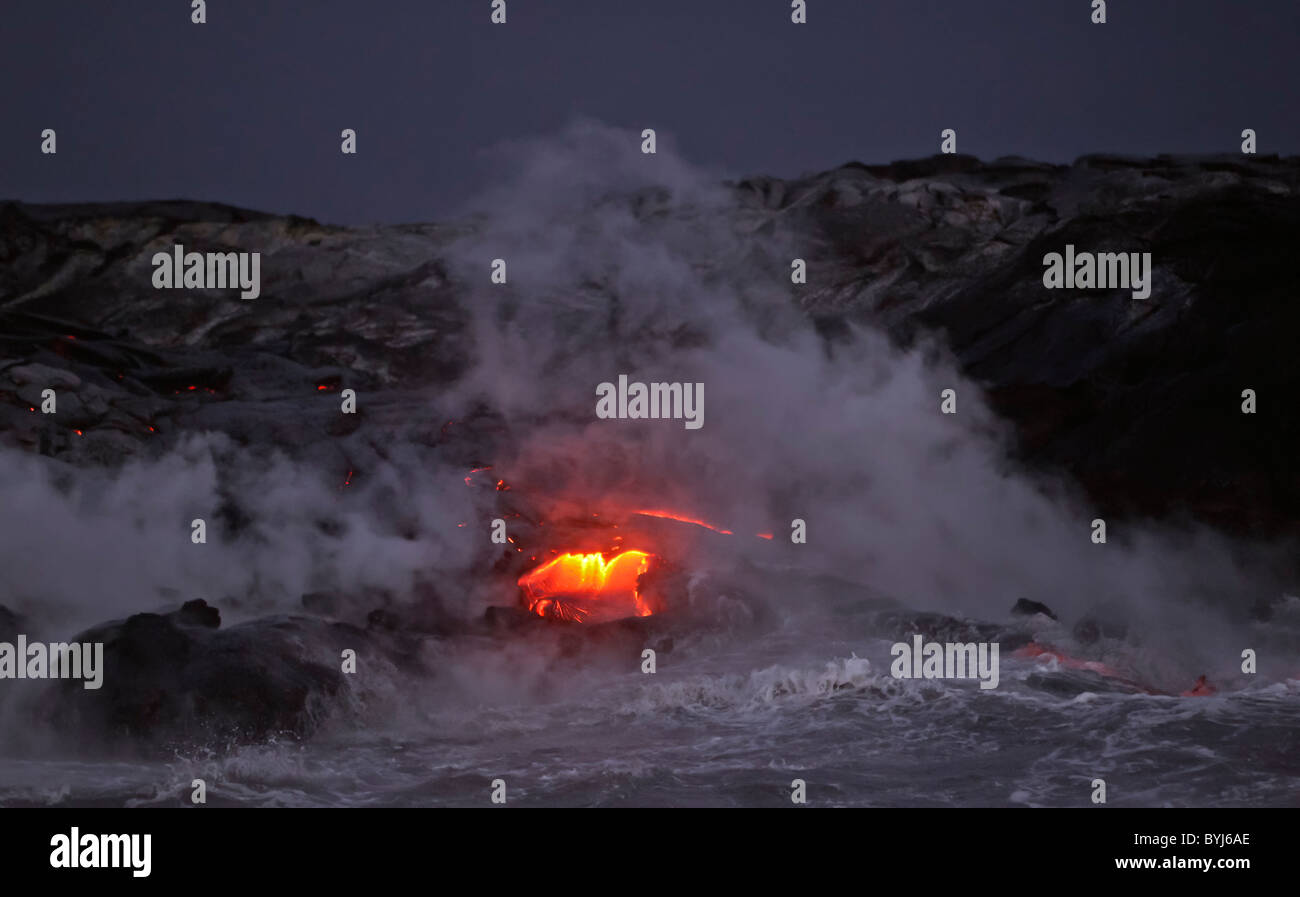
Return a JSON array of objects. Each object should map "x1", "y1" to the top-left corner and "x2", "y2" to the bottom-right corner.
[{"x1": 517, "y1": 550, "x2": 655, "y2": 623}]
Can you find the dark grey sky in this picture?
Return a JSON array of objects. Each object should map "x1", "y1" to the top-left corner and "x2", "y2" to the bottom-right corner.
[{"x1": 2, "y1": 0, "x2": 1296, "y2": 225}]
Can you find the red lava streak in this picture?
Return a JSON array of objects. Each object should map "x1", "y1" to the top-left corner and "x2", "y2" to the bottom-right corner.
[
  {"x1": 634, "y1": 508, "x2": 771, "y2": 540},
  {"x1": 517, "y1": 550, "x2": 656, "y2": 623},
  {"x1": 633, "y1": 509, "x2": 733, "y2": 534}
]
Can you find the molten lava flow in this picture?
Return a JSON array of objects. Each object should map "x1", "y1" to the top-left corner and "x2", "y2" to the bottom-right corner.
[
  {"x1": 633, "y1": 509, "x2": 733, "y2": 535},
  {"x1": 517, "y1": 550, "x2": 655, "y2": 623},
  {"x1": 634, "y1": 508, "x2": 772, "y2": 540}
]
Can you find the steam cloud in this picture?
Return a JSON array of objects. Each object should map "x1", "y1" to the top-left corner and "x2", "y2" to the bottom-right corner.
[{"x1": 0, "y1": 120, "x2": 1285, "y2": 685}]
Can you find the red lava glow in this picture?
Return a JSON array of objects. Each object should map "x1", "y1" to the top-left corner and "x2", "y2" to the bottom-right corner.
[
  {"x1": 517, "y1": 550, "x2": 655, "y2": 623},
  {"x1": 634, "y1": 508, "x2": 772, "y2": 540},
  {"x1": 633, "y1": 509, "x2": 733, "y2": 535},
  {"x1": 463, "y1": 467, "x2": 497, "y2": 486}
]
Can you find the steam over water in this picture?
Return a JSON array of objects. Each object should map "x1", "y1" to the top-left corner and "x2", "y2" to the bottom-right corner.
[
  {"x1": 5, "y1": 616, "x2": 1300, "y2": 807},
  {"x1": 1, "y1": 122, "x2": 1298, "y2": 806}
]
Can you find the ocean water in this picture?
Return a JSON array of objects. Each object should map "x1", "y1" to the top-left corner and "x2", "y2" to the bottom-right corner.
[{"x1": 4, "y1": 581, "x2": 1297, "y2": 808}]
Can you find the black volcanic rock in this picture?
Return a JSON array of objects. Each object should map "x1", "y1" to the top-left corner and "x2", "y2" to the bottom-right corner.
[
  {"x1": 1011, "y1": 598, "x2": 1057, "y2": 620},
  {"x1": 33, "y1": 607, "x2": 397, "y2": 752},
  {"x1": 176, "y1": 598, "x2": 221, "y2": 629},
  {"x1": 750, "y1": 153, "x2": 1300, "y2": 540},
  {"x1": 2, "y1": 152, "x2": 1298, "y2": 545}
]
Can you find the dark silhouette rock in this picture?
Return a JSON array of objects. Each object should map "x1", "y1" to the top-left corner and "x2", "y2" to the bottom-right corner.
[
  {"x1": 1011, "y1": 598, "x2": 1057, "y2": 620},
  {"x1": 176, "y1": 599, "x2": 220, "y2": 629},
  {"x1": 33, "y1": 608, "x2": 387, "y2": 753}
]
